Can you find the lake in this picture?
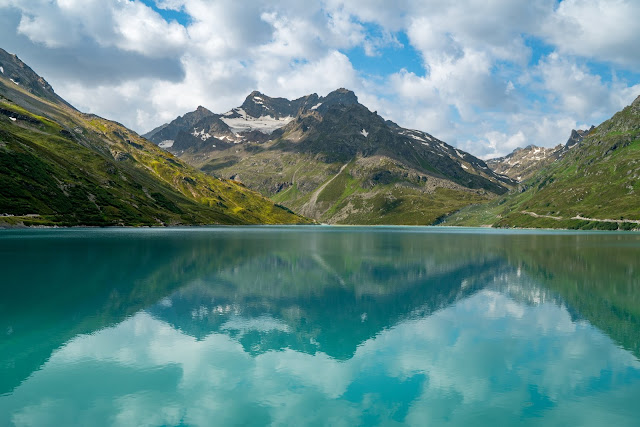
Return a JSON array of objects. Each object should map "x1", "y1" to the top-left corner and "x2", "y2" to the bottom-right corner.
[{"x1": 1, "y1": 226, "x2": 639, "y2": 426}]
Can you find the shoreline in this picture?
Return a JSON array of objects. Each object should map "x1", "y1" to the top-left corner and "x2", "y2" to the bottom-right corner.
[{"x1": 1, "y1": 221, "x2": 638, "y2": 233}]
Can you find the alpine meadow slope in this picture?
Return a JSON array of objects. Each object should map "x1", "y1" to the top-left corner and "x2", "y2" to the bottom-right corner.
[
  {"x1": 145, "y1": 89, "x2": 515, "y2": 225},
  {"x1": 486, "y1": 128, "x2": 593, "y2": 182},
  {"x1": 0, "y1": 48, "x2": 309, "y2": 227},
  {"x1": 444, "y1": 95, "x2": 640, "y2": 230}
]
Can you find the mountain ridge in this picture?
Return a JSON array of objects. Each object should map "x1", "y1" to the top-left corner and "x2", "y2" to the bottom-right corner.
[
  {"x1": 146, "y1": 88, "x2": 516, "y2": 224},
  {"x1": 486, "y1": 127, "x2": 593, "y2": 182},
  {"x1": 0, "y1": 49, "x2": 74, "y2": 109},
  {"x1": 444, "y1": 95, "x2": 640, "y2": 230},
  {"x1": 0, "y1": 47, "x2": 309, "y2": 227}
]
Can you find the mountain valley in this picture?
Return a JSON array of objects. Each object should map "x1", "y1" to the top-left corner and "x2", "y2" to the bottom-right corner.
[
  {"x1": 145, "y1": 89, "x2": 515, "y2": 224},
  {"x1": 2, "y1": 45, "x2": 638, "y2": 230},
  {"x1": 444, "y1": 96, "x2": 640, "y2": 230}
]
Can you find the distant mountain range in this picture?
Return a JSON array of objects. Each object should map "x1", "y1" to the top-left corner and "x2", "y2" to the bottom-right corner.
[
  {"x1": 0, "y1": 48, "x2": 308, "y2": 226},
  {"x1": 487, "y1": 128, "x2": 593, "y2": 182},
  {"x1": 2, "y1": 46, "x2": 638, "y2": 229},
  {"x1": 145, "y1": 89, "x2": 515, "y2": 224},
  {"x1": 445, "y1": 96, "x2": 640, "y2": 230}
]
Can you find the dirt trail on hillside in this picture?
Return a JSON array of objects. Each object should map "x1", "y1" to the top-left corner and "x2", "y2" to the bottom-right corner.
[
  {"x1": 520, "y1": 211, "x2": 640, "y2": 224},
  {"x1": 300, "y1": 162, "x2": 349, "y2": 218}
]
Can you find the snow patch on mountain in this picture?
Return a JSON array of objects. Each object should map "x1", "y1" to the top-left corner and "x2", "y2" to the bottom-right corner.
[
  {"x1": 399, "y1": 129, "x2": 434, "y2": 144},
  {"x1": 0, "y1": 66, "x2": 4, "y2": 74},
  {"x1": 311, "y1": 103, "x2": 322, "y2": 110},
  {"x1": 411, "y1": 134, "x2": 429, "y2": 143},
  {"x1": 220, "y1": 108, "x2": 294, "y2": 134},
  {"x1": 192, "y1": 128, "x2": 212, "y2": 140},
  {"x1": 361, "y1": 129, "x2": 369, "y2": 137},
  {"x1": 217, "y1": 135, "x2": 238, "y2": 143},
  {"x1": 159, "y1": 140, "x2": 174, "y2": 148}
]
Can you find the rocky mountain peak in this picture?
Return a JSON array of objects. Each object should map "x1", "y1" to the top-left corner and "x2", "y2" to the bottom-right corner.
[
  {"x1": 331, "y1": 88, "x2": 356, "y2": 96},
  {"x1": 486, "y1": 126, "x2": 594, "y2": 182},
  {"x1": 322, "y1": 88, "x2": 358, "y2": 106},
  {"x1": 243, "y1": 90, "x2": 267, "y2": 104},
  {"x1": 0, "y1": 48, "x2": 72, "y2": 108},
  {"x1": 143, "y1": 104, "x2": 215, "y2": 143},
  {"x1": 238, "y1": 91, "x2": 300, "y2": 119},
  {"x1": 565, "y1": 127, "x2": 592, "y2": 149}
]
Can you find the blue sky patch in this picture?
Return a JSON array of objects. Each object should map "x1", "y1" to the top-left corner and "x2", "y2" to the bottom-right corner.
[
  {"x1": 140, "y1": 0, "x2": 191, "y2": 26},
  {"x1": 343, "y1": 31, "x2": 424, "y2": 77}
]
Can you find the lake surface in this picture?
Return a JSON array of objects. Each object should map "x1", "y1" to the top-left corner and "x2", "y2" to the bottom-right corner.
[{"x1": 1, "y1": 226, "x2": 639, "y2": 426}]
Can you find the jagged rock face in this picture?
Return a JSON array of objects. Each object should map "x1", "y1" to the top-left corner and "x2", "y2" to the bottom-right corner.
[
  {"x1": 312, "y1": 87, "x2": 359, "y2": 113},
  {"x1": 147, "y1": 88, "x2": 512, "y2": 190},
  {"x1": 0, "y1": 49, "x2": 72, "y2": 108},
  {"x1": 565, "y1": 128, "x2": 591, "y2": 149},
  {"x1": 487, "y1": 145, "x2": 562, "y2": 182},
  {"x1": 145, "y1": 106, "x2": 215, "y2": 147},
  {"x1": 487, "y1": 127, "x2": 593, "y2": 182},
  {"x1": 277, "y1": 101, "x2": 513, "y2": 193},
  {"x1": 171, "y1": 115, "x2": 237, "y2": 152},
  {"x1": 144, "y1": 88, "x2": 517, "y2": 224},
  {"x1": 238, "y1": 91, "x2": 318, "y2": 119},
  {"x1": 143, "y1": 87, "x2": 364, "y2": 150}
]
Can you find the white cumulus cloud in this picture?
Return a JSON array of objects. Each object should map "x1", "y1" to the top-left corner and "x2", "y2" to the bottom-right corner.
[{"x1": 0, "y1": 0, "x2": 637, "y2": 157}]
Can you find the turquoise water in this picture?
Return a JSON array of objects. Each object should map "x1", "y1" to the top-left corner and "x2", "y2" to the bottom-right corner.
[{"x1": 1, "y1": 226, "x2": 639, "y2": 426}]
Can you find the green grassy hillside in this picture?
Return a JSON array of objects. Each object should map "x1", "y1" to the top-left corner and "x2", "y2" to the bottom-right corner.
[
  {"x1": 154, "y1": 89, "x2": 511, "y2": 225},
  {"x1": 202, "y1": 149, "x2": 492, "y2": 225},
  {"x1": 443, "y1": 95, "x2": 640, "y2": 230},
  {"x1": 0, "y1": 57, "x2": 309, "y2": 226},
  {"x1": 183, "y1": 99, "x2": 504, "y2": 225}
]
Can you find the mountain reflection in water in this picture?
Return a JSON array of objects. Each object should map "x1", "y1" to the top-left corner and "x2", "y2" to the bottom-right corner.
[{"x1": 1, "y1": 227, "x2": 639, "y2": 426}]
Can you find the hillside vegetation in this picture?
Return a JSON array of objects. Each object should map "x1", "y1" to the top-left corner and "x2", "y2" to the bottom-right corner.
[
  {"x1": 443, "y1": 95, "x2": 640, "y2": 230},
  {"x1": 148, "y1": 89, "x2": 512, "y2": 225},
  {"x1": 0, "y1": 49, "x2": 309, "y2": 226}
]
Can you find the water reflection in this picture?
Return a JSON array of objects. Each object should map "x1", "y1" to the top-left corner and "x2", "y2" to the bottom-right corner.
[{"x1": 1, "y1": 227, "x2": 639, "y2": 425}]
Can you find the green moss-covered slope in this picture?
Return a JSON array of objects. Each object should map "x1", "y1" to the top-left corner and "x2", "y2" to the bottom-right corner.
[
  {"x1": 443, "y1": 95, "x2": 640, "y2": 230},
  {"x1": 207, "y1": 151, "x2": 492, "y2": 225},
  {"x1": 0, "y1": 50, "x2": 309, "y2": 226}
]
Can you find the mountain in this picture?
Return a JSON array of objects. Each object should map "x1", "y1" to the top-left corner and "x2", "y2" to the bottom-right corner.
[
  {"x1": 145, "y1": 89, "x2": 515, "y2": 224},
  {"x1": 443, "y1": 96, "x2": 640, "y2": 230},
  {"x1": 0, "y1": 48, "x2": 309, "y2": 226},
  {"x1": 486, "y1": 128, "x2": 592, "y2": 182},
  {"x1": 144, "y1": 105, "x2": 216, "y2": 149},
  {"x1": 0, "y1": 49, "x2": 73, "y2": 109}
]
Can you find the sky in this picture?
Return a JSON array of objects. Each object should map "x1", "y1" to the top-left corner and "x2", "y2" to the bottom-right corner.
[{"x1": 0, "y1": 0, "x2": 639, "y2": 159}]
